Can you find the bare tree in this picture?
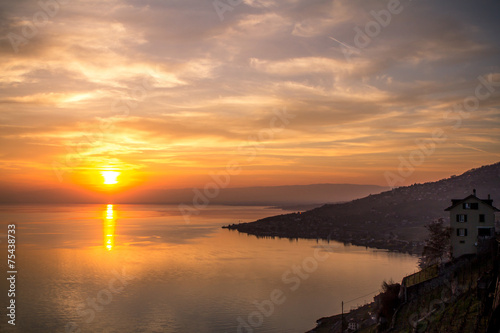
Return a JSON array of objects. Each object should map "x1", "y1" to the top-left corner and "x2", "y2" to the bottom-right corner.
[{"x1": 418, "y1": 218, "x2": 451, "y2": 268}]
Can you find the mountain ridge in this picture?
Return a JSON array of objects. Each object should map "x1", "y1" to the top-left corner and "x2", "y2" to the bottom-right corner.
[
  {"x1": 0, "y1": 183, "x2": 389, "y2": 205},
  {"x1": 225, "y1": 162, "x2": 500, "y2": 253}
]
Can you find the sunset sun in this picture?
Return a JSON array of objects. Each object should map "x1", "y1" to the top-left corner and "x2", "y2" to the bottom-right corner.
[{"x1": 101, "y1": 171, "x2": 120, "y2": 185}]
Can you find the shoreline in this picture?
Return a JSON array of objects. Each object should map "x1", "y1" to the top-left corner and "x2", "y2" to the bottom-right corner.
[
  {"x1": 305, "y1": 302, "x2": 377, "y2": 333},
  {"x1": 222, "y1": 223, "x2": 424, "y2": 255}
]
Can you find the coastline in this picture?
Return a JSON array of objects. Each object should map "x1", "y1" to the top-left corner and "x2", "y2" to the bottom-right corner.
[{"x1": 222, "y1": 218, "x2": 424, "y2": 255}]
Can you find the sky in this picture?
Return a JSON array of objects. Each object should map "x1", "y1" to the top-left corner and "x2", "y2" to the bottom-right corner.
[{"x1": 0, "y1": 0, "x2": 499, "y2": 199}]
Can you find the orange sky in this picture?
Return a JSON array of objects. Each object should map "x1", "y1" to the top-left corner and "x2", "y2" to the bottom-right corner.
[{"x1": 1, "y1": 0, "x2": 499, "y2": 200}]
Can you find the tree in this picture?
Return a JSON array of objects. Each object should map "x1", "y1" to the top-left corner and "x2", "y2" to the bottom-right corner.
[
  {"x1": 377, "y1": 280, "x2": 401, "y2": 331},
  {"x1": 418, "y1": 218, "x2": 451, "y2": 268}
]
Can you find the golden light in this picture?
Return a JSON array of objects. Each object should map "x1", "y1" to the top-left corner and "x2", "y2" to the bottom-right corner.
[
  {"x1": 101, "y1": 171, "x2": 120, "y2": 185},
  {"x1": 103, "y1": 204, "x2": 116, "y2": 251}
]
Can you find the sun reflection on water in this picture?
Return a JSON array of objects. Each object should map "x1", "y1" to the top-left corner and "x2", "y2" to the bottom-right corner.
[{"x1": 104, "y1": 204, "x2": 116, "y2": 251}]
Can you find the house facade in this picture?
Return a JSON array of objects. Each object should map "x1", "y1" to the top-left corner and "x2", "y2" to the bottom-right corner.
[
  {"x1": 347, "y1": 318, "x2": 360, "y2": 331},
  {"x1": 445, "y1": 190, "x2": 499, "y2": 258}
]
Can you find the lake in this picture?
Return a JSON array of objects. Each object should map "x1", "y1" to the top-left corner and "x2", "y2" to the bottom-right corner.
[{"x1": 0, "y1": 204, "x2": 418, "y2": 332}]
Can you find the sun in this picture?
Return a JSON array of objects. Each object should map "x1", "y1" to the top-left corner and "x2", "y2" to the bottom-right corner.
[{"x1": 101, "y1": 171, "x2": 120, "y2": 185}]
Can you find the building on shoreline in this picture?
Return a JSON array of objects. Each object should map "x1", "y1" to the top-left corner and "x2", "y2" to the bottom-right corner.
[{"x1": 445, "y1": 189, "x2": 499, "y2": 258}]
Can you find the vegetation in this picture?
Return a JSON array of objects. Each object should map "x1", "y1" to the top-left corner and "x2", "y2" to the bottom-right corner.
[
  {"x1": 391, "y1": 254, "x2": 495, "y2": 333},
  {"x1": 418, "y1": 218, "x2": 451, "y2": 269},
  {"x1": 377, "y1": 280, "x2": 401, "y2": 331}
]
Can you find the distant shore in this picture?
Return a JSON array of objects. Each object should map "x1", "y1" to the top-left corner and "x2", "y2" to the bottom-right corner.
[{"x1": 223, "y1": 214, "x2": 424, "y2": 255}]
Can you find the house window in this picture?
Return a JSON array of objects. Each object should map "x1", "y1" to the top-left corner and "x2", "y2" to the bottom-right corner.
[
  {"x1": 456, "y1": 214, "x2": 467, "y2": 222},
  {"x1": 478, "y1": 228, "x2": 492, "y2": 237},
  {"x1": 459, "y1": 240, "x2": 465, "y2": 244},
  {"x1": 456, "y1": 228, "x2": 468, "y2": 237},
  {"x1": 463, "y1": 203, "x2": 478, "y2": 210},
  {"x1": 479, "y1": 214, "x2": 485, "y2": 222}
]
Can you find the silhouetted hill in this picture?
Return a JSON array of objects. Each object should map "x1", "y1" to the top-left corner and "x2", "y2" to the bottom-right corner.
[
  {"x1": 124, "y1": 184, "x2": 389, "y2": 205},
  {"x1": 0, "y1": 183, "x2": 388, "y2": 205},
  {"x1": 226, "y1": 162, "x2": 500, "y2": 253}
]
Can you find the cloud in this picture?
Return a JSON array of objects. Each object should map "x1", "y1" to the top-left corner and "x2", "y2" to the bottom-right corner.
[{"x1": 0, "y1": 0, "x2": 499, "y2": 193}]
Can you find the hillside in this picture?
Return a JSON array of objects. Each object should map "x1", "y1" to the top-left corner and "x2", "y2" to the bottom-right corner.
[
  {"x1": 225, "y1": 162, "x2": 500, "y2": 253},
  {"x1": 308, "y1": 250, "x2": 500, "y2": 333},
  {"x1": 122, "y1": 183, "x2": 389, "y2": 205}
]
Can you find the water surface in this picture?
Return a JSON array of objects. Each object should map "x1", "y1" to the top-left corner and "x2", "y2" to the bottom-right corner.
[{"x1": 0, "y1": 204, "x2": 418, "y2": 332}]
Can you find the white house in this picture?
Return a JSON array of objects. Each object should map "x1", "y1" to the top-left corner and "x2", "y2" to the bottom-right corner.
[
  {"x1": 347, "y1": 318, "x2": 360, "y2": 331},
  {"x1": 445, "y1": 190, "x2": 499, "y2": 258}
]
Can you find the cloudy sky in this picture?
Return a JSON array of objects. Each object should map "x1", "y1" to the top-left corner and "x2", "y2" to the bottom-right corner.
[{"x1": 1, "y1": 0, "x2": 499, "y2": 197}]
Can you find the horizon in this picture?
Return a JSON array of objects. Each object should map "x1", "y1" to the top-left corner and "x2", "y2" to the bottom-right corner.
[
  {"x1": 1, "y1": 0, "x2": 500, "y2": 203},
  {"x1": 1, "y1": 161, "x2": 498, "y2": 204}
]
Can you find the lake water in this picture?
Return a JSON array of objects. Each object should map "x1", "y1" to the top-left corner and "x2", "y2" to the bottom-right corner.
[{"x1": 0, "y1": 204, "x2": 418, "y2": 333}]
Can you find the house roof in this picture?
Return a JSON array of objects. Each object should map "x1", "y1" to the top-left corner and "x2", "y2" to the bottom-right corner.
[{"x1": 444, "y1": 194, "x2": 500, "y2": 211}]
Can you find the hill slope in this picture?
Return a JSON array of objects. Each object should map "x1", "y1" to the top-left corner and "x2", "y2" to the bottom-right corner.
[
  {"x1": 226, "y1": 162, "x2": 500, "y2": 253},
  {"x1": 120, "y1": 183, "x2": 389, "y2": 205}
]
